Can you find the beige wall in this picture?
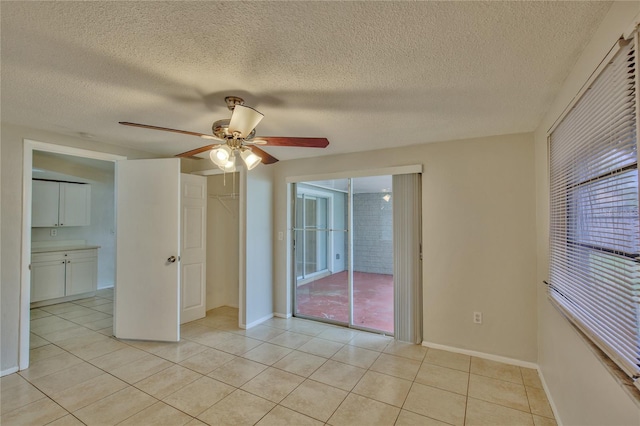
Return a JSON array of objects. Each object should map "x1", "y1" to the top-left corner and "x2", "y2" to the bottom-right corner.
[
  {"x1": 241, "y1": 166, "x2": 274, "y2": 327},
  {"x1": 0, "y1": 123, "x2": 154, "y2": 373},
  {"x1": 273, "y1": 132, "x2": 538, "y2": 362},
  {"x1": 534, "y1": 2, "x2": 640, "y2": 424}
]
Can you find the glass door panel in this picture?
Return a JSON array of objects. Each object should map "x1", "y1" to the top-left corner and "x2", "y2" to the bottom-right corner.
[
  {"x1": 351, "y1": 176, "x2": 394, "y2": 334},
  {"x1": 294, "y1": 180, "x2": 349, "y2": 324}
]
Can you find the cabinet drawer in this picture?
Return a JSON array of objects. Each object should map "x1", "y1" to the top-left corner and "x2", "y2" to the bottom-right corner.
[
  {"x1": 32, "y1": 252, "x2": 66, "y2": 263},
  {"x1": 68, "y1": 249, "x2": 97, "y2": 260}
]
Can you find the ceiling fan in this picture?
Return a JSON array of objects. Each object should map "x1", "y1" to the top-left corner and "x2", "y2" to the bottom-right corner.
[{"x1": 119, "y1": 96, "x2": 329, "y2": 172}]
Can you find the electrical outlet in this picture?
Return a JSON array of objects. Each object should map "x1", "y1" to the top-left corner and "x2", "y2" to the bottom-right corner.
[
  {"x1": 473, "y1": 311, "x2": 482, "y2": 324},
  {"x1": 278, "y1": 231, "x2": 284, "y2": 241},
  {"x1": 50, "y1": 228, "x2": 57, "y2": 237},
  {"x1": 336, "y1": 253, "x2": 340, "y2": 260}
]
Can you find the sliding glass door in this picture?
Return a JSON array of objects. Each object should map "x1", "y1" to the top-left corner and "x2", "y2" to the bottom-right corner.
[
  {"x1": 294, "y1": 180, "x2": 349, "y2": 323},
  {"x1": 293, "y1": 177, "x2": 394, "y2": 335}
]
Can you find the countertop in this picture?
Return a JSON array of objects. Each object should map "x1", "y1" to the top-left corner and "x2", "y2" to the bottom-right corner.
[{"x1": 32, "y1": 245, "x2": 100, "y2": 253}]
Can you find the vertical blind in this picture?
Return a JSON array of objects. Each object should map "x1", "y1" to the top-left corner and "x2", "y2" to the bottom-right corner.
[
  {"x1": 549, "y1": 37, "x2": 640, "y2": 381},
  {"x1": 393, "y1": 173, "x2": 423, "y2": 344}
]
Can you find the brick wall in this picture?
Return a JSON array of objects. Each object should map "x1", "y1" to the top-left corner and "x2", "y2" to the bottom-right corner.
[{"x1": 353, "y1": 192, "x2": 393, "y2": 274}]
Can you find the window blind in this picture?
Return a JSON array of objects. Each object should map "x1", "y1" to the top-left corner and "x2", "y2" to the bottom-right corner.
[
  {"x1": 392, "y1": 173, "x2": 422, "y2": 344},
  {"x1": 549, "y1": 37, "x2": 640, "y2": 381}
]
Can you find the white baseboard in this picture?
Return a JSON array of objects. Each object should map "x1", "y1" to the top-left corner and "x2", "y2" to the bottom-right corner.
[
  {"x1": 421, "y1": 341, "x2": 538, "y2": 369},
  {"x1": 1, "y1": 366, "x2": 19, "y2": 377},
  {"x1": 274, "y1": 312, "x2": 292, "y2": 319},
  {"x1": 537, "y1": 367, "x2": 563, "y2": 426},
  {"x1": 244, "y1": 313, "x2": 275, "y2": 329},
  {"x1": 97, "y1": 283, "x2": 114, "y2": 290}
]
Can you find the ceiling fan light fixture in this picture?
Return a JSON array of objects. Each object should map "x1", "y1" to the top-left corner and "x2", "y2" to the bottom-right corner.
[
  {"x1": 240, "y1": 149, "x2": 262, "y2": 170},
  {"x1": 228, "y1": 105, "x2": 264, "y2": 138},
  {"x1": 210, "y1": 144, "x2": 232, "y2": 167}
]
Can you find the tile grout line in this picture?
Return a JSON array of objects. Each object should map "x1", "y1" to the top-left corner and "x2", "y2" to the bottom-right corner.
[{"x1": 463, "y1": 355, "x2": 471, "y2": 426}]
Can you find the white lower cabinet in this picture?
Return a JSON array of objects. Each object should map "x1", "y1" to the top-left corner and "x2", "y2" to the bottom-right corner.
[
  {"x1": 31, "y1": 259, "x2": 66, "y2": 302},
  {"x1": 31, "y1": 249, "x2": 98, "y2": 303}
]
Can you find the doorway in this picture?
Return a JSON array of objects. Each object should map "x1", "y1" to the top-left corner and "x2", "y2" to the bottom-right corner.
[
  {"x1": 19, "y1": 140, "x2": 125, "y2": 370},
  {"x1": 293, "y1": 176, "x2": 395, "y2": 335}
]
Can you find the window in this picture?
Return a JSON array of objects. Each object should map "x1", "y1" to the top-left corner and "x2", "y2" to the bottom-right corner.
[
  {"x1": 549, "y1": 37, "x2": 639, "y2": 384},
  {"x1": 295, "y1": 191, "x2": 332, "y2": 280}
]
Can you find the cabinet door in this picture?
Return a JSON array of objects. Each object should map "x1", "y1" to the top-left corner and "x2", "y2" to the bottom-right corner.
[
  {"x1": 59, "y1": 183, "x2": 91, "y2": 227},
  {"x1": 66, "y1": 255, "x2": 97, "y2": 296},
  {"x1": 32, "y1": 180, "x2": 60, "y2": 227},
  {"x1": 31, "y1": 260, "x2": 66, "y2": 302}
]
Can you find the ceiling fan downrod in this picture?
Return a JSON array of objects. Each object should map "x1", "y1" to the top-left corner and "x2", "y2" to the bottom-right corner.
[{"x1": 224, "y1": 96, "x2": 244, "y2": 111}]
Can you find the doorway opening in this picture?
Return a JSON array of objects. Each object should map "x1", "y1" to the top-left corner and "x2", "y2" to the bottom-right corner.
[
  {"x1": 19, "y1": 140, "x2": 125, "y2": 370},
  {"x1": 293, "y1": 176, "x2": 394, "y2": 335}
]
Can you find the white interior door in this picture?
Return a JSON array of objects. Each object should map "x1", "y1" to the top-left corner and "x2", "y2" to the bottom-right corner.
[
  {"x1": 114, "y1": 158, "x2": 181, "y2": 342},
  {"x1": 180, "y1": 173, "x2": 207, "y2": 324}
]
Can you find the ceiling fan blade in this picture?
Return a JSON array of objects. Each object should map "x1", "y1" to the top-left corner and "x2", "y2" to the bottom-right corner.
[
  {"x1": 252, "y1": 137, "x2": 329, "y2": 148},
  {"x1": 249, "y1": 146, "x2": 279, "y2": 165},
  {"x1": 119, "y1": 122, "x2": 219, "y2": 140},
  {"x1": 175, "y1": 144, "x2": 220, "y2": 158},
  {"x1": 228, "y1": 105, "x2": 264, "y2": 138}
]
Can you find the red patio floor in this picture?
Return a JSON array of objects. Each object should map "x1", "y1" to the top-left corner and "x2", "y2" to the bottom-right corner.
[{"x1": 295, "y1": 271, "x2": 394, "y2": 334}]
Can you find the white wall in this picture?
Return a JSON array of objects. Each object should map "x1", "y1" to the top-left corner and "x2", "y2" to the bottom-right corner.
[
  {"x1": 534, "y1": 2, "x2": 640, "y2": 424},
  {"x1": 0, "y1": 122, "x2": 154, "y2": 374},
  {"x1": 32, "y1": 152, "x2": 116, "y2": 289},
  {"x1": 241, "y1": 166, "x2": 274, "y2": 327},
  {"x1": 206, "y1": 173, "x2": 239, "y2": 309},
  {"x1": 273, "y1": 132, "x2": 538, "y2": 362}
]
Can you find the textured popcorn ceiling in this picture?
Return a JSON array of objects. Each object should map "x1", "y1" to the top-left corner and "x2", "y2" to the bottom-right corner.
[{"x1": 1, "y1": 1, "x2": 611, "y2": 161}]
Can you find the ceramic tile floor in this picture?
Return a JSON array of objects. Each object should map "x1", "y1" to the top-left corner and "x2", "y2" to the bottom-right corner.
[{"x1": 1, "y1": 289, "x2": 557, "y2": 425}]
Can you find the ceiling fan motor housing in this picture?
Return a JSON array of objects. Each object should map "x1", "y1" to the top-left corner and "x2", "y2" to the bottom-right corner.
[{"x1": 212, "y1": 119, "x2": 256, "y2": 140}]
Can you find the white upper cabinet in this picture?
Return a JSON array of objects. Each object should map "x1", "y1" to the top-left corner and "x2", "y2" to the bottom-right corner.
[
  {"x1": 59, "y1": 182, "x2": 91, "y2": 227},
  {"x1": 32, "y1": 180, "x2": 91, "y2": 227},
  {"x1": 32, "y1": 180, "x2": 60, "y2": 227}
]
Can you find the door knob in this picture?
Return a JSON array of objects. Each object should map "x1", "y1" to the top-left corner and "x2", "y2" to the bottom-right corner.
[{"x1": 167, "y1": 255, "x2": 177, "y2": 263}]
